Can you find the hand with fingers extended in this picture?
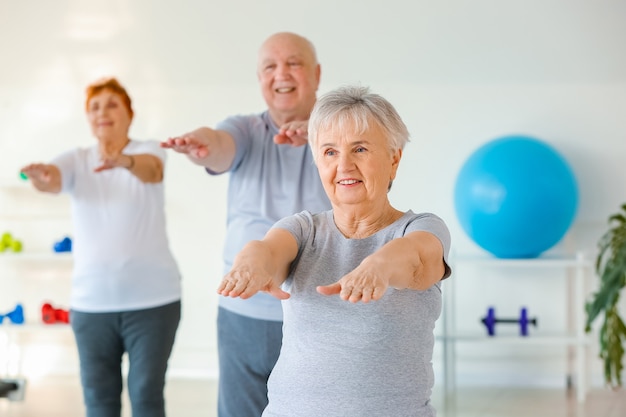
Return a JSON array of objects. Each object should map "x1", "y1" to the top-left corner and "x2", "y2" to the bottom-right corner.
[
  {"x1": 217, "y1": 267, "x2": 290, "y2": 301},
  {"x1": 94, "y1": 154, "x2": 133, "y2": 172},
  {"x1": 161, "y1": 133, "x2": 211, "y2": 159},
  {"x1": 274, "y1": 120, "x2": 309, "y2": 146},
  {"x1": 20, "y1": 163, "x2": 61, "y2": 193},
  {"x1": 20, "y1": 163, "x2": 53, "y2": 183},
  {"x1": 316, "y1": 260, "x2": 390, "y2": 303}
]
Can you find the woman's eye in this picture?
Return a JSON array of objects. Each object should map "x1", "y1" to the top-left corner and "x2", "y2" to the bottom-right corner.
[
  {"x1": 355, "y1": 147, "x2": 366, "y2": 153},
  {"x1": 324, "y1": 149, "x2": 336, "y2": 156}
]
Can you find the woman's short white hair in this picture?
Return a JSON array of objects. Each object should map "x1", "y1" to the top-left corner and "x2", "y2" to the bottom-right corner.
[{"x1": 308, "y1": 85, "x2": 410, "y2": 160}]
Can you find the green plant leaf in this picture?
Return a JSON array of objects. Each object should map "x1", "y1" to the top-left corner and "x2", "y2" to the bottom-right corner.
[{"x1": 585, "y1": 203, "x2": 626, "y2": 387}]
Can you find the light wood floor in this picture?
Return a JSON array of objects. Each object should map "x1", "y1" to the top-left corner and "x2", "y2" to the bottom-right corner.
[{"x1": 1, "y1": 375, "x2": 625, "y2": 417}]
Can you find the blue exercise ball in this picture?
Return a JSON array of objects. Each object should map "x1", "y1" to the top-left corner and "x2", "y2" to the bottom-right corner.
[{"x1": 454, "y1": 135, "x2": 578, "y2": 258}]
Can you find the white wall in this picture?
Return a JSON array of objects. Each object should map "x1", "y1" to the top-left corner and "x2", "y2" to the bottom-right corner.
[{"x1": 1, "y1": 0, "x2": 625, "y2": 387}]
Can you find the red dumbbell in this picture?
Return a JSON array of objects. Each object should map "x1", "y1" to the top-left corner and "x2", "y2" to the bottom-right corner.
[{"x1": 41, "y1": 303, "x2": 70, "y2": 324}]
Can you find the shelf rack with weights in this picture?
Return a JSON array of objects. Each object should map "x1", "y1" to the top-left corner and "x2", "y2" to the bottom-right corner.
[{"x1": 439, "y1": 251, "x2": 593, "y2": 408}]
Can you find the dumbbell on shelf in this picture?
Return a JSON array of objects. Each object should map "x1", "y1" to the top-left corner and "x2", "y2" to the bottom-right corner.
[
  {"x1": 0, "y1": 232, "x2": 23, "y2": 253},
  {"x1": 0, "y1": 378, "x2": 26, "y2": 401},
  {"x1": 0, "y1": 304, "x2": 25, "y2": 325},
  {"x1": 53, "y1": 236, "x2": 72, "y2": 253},
  {"x1": 481, "y1": 306, "x2": 537, "y2": 336},
  {"x1": 41, "y1": 302, "x2": 70, "y2": 324}
]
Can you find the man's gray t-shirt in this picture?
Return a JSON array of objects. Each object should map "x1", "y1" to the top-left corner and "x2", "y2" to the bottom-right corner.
[
  {"x1": 264, "y1": 210, "x2": 452, "y2": 417},
  {"x1": 210, "y1": 111, "x2": 331, "y2": 321}
]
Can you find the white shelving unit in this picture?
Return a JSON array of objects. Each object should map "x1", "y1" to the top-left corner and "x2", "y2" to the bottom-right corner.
[
  {"x1": 0, "y1": 181, "x2": 73, "y2": 379},
  {"x1": 0, "y1": 252, "x2": 72, "y2": 262},
  {"x1": 0, "y1": 251, "x2": 73, "y2": 374},
  {"x1": 440, "y1": 251, "x2": 593, "y2": 407}
]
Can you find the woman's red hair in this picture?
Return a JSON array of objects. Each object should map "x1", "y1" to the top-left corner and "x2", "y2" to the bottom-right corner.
[{"x1": 85, "y1": 77, "x2": 134, "y2": 119}]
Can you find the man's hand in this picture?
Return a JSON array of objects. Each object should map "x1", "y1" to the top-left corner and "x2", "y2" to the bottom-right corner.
[
  {"x1": 274, "y1": 120, "x2": 309, "y2": 146},
  {"x1": 161, "y1": 134, "x2": 211, "y2": 159}
]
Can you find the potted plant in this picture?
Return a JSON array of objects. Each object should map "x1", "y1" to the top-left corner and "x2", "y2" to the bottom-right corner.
[{"x1": 585, "y1": 202, "x2": 626, "y2": 388}]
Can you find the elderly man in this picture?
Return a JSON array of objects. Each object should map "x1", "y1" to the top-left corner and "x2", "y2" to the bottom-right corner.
[{"x1": 161, "y1": 32, "x2": 331, "y2": 417}]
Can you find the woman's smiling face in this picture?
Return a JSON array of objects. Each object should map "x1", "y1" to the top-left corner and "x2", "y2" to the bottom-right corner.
[
  {"x1": 315, "y1": 118, "x2": 401, "y2": 209},
  {"x1": 87, "y1": 89, "x2": 132, "y2": 141}
]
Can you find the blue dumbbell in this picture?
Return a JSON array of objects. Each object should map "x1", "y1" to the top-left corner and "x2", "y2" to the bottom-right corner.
[
  {"x1": 0, "y1": 304, "x2": 25, "y2": 325},
  {"x1": 481, "y1": 306, "x2": 537, "y2": 336},
  {"x1": 53, "y1": 236, "x2": 72, "y2": 253}
]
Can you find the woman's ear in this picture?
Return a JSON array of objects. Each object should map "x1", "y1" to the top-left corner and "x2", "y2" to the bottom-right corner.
[{"x1": 390, "y1": 148, "x2": 402, "y2": 180}]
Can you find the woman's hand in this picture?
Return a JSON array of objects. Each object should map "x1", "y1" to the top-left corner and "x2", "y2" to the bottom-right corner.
[
  {"x1": 217, "y1": 237, "x2": 294, "y2": 301},
  {"x1": 317, "y1": 257, "x2": 390, "y2": 303},
  {"x1": 94, "y1": 154, "x2": 133, "y2": 172},
  {"x1": 94, "y1": 154, "x2": 163, "y2": 183},
  {"x1": 20, "y1": 163, "x2": 62, "y2": 193},
  {"x1": 218, "y1": 267, "x2": 290, "y2": 301},
  {"x1": 319, "y1": 231, "x2": 447, "y2": 302},
  {"x1": 21, "y1": 163, "x2": 53, "y2": 183}
]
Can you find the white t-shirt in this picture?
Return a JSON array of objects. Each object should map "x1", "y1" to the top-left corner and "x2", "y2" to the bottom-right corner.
[{"x1": 52, "y1": 140, "x2": 181, "y2": 312}]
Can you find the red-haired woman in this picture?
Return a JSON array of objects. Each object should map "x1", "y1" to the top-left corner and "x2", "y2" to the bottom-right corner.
[{"x1": 21, "y1": 77, "x2": 181, "y2": 417}]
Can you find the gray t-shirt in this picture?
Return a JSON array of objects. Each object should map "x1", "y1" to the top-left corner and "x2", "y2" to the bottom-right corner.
[{"x1": 264, "y1": 210, "x2": 452, "y2": 417}]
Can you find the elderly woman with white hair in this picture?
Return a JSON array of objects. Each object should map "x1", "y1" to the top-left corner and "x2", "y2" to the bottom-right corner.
[{"x1": 217, "y1": 85, "x2": 452, "y2": 417}]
